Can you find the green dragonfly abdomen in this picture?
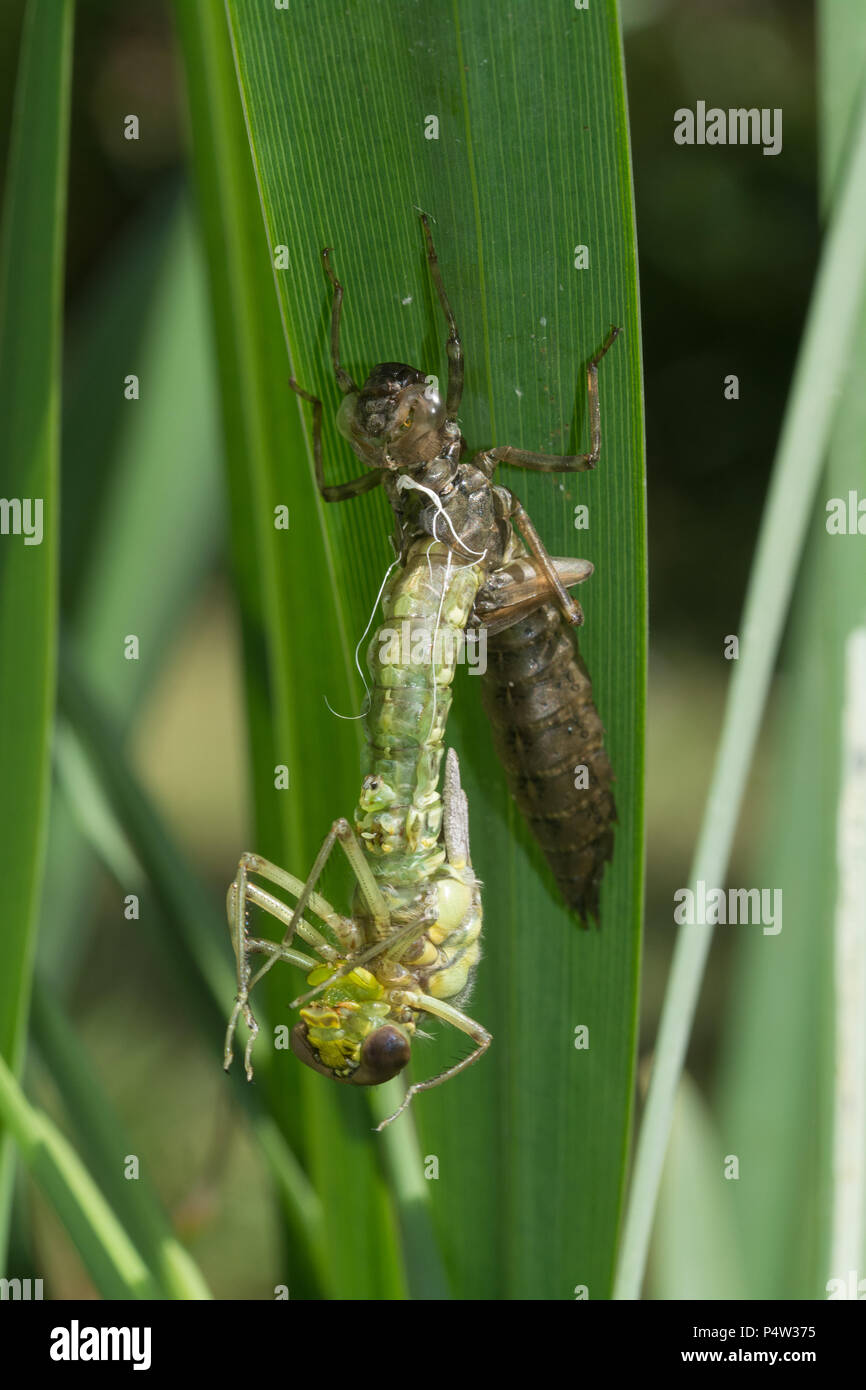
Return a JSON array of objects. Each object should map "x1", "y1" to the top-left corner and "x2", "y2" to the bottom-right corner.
[
  {"x1": 356, "y1": 536, "x2": 483, "y2": 864},
  {"x1": 422, "y1": 878, "x2": 483, "y2": 1002}
]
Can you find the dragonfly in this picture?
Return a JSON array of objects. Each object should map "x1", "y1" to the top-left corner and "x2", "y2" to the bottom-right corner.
[
  {"x1": 290, "y1": 213, "x2": 619, "y2": 920},
  {"x1": 224, "y1": 527, "x2": 492, "y2": 1127}
]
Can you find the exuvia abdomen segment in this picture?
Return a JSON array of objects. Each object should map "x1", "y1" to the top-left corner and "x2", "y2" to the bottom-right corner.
[
  {"x1": 356, "y1": 537, "x2": 483, "y2": 862},
  {"x1": 480, "y1": 600, "x2": 616, "y2": 921}
]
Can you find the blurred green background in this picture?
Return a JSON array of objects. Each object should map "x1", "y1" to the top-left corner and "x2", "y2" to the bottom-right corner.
[{"x1": 2, "y1": 0, "x2": 851, "y2": 1300}]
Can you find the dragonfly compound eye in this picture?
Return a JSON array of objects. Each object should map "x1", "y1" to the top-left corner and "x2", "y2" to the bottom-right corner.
[
  {"x1": 355, "y1": 1025, "x2": 411, "y2": 1084},
  {"x1": 289, "y1": 1020, "x2": 410, "y2": 1087}
]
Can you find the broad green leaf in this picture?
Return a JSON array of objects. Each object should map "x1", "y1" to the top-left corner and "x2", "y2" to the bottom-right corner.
[
  {"x1": 174, "y1": 0, "x2": 415, "y2": 1299},
  {"x1": 0, "y1": 0, "x2": 72, "y2": 1262},
  {"x1": 219, "y1": 0, "x2": 645, "y2": 1300}
]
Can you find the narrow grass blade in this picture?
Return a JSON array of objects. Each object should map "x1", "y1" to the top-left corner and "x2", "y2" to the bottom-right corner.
[
  {"x1": 713, "y1": 16, "x2": 866, "y2": 1300},
  {"x1": 615, "y1": 78, "x2": 866, "y2": 1301},
  {"x1": 58, "y1": 649, "x2": 332, "y2": 1297},
  {"x1": 42, "y1": 194, "x2": 224, "y2": 990},
  {"x1": 828, "y1": 629, "x2": 866, "y2": 1284},
  {"x1": 31, "y1": 983, "x2": 212, "y2": 1300},
  {"x1": 66, "y1": 197, "x2": 223, "y2": 718},
  {"x1": 59, "y1": 650, "x2": 239, "y2": 1024},
  {"x1": 0, "y1": 0, "x2": 73, "y2": 1261},
  {"x1": 0, "y1": 1052, "x2": 161, "y2": 1300}
]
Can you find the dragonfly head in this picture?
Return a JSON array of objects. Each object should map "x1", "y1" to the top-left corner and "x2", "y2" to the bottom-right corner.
[
  {"x1": 290, "y1": 1020, "x2": 411, "y2": 1086},
  {"x1": 337, "y1": 363, "x2": 448, "y2": 469}
]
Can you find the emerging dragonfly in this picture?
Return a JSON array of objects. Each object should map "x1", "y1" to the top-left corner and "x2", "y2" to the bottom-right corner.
[
  {"x1": 291, "y1": 213, "x2": 619, "y2": 920},
  {"x1": 224, "y1": 525, "x2": 492, "y2": 1127}
]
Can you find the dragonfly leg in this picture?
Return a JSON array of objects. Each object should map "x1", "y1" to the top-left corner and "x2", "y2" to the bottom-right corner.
[
  {"x1": 259, "y1": 820, "x2": 389, "y2": 962},
  {"x1": 419, "y1": 212, "x2": 463, "y2": 415},
  {"x1": 321, "y1": 819, "x2": 391, "y2": 932},
  {"x1": 274, "y1": 813, "x2": 392, "y2": 951},
  {"x1": 289, "y1": 912, "x2": 434, "y2": 1009},
  {"x1": 474, "y1": 555, "x2": 593, "y2": 635},
  {"x1": 508, "y1": 495, "x2": 584, "y2": 627},
  {"x1": 225, "y1": 844, "x2": 373, "y2": 1080},
  {"x1": 290, "y1": 781, "x2": 482, "y2": 1007},
  {"x1": 484, "y1": 325, "x2": 620, "y2": 474},
  {"x1": 289, "y1": 377, "x2": 381, "y2": 503},
  {"x1": 320, "y1": 246, "x2": 357, "y2": 394},
  {"x1": 375, "y1": 993, "x2": 492, "y2": 1130}
]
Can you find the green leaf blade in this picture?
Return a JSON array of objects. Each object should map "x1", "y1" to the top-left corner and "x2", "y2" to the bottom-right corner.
[
  {"x1": 0, "y1": 1052, "x2": 161, "y2": 1300},
  {"x1": 224, "y1": 0, "x2": 645, "y2": 1299},
  {"x1": 175, "y1": 0, "x2": 420, "y2": 1299},
  {"x1": 0, "y1": 0, "x2": 73, "y2": 1260}
]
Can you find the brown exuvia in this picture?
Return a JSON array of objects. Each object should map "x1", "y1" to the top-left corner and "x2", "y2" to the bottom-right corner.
[
  {"x1": 290, "y1": 212, "x2": 620, "y2": 922},
  {"x1": 481, "y1": 605, "x2": 616, "y2": 921}
]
